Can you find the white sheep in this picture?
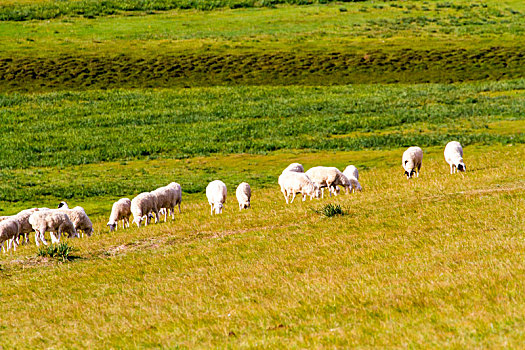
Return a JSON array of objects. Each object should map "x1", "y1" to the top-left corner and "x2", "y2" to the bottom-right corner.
[
  {"x1": 0, "y1": 219, "x2": 20, "y2": 253},
  {"x1": 444, "y1": 141, "x2": 466, "y2": 174},
  {"x1": 305, "y1": 166, "x2": 351, "y2": 198},
  {"x1": 107, "y1": 198, "x2": 132, "y2": 232},
  {"x1": 402, "y1": 146, "x2": 423, "y2": 179},
  {"x1": 166, "y1": 182, "x2": 182, "y2": 218},
  {"x1": 278, "y1": 171, "x2": 320, "y2": 204},
  {"x1": 236, "y1": 182, "x2": 251, "y2": 210},
  {"x1": 13, "y1": 208, "x2": 39, "y2": 245},
  {"x1": 282, "y1": 163, "x2": 305, "y2": 173},
  {"x1": 28, "y1": 211, "x2": 77, "y2": 246},
  {"x1": 151, "y1": 183, "x2": 181, "y2": 222},
  {"x1": 157, "y1": 183, "x2": 183, "y2": 219},
  {"x1": 342, "y1": 165, "x2": 362, "y2": 193},
  {"x1": 56, "y1": 206, "x2": 93, "y2": 237},
  {"x1": 57, "y1": 201, "x2": 69, "y2": 209},
  {"x1": 206, "y1": 180, "x2": 227, "y2": 215},
  {"x1": 131, "y1": 192, "x2": 159, "y2": 227}
]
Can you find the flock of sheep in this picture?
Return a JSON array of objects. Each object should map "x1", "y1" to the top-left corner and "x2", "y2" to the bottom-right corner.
[{"x1": 0, "y1": 141, "x2": 466, "y2": 253}]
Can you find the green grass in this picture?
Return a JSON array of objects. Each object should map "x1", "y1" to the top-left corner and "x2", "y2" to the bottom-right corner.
[
  {"x1": 1, "y1": 144, "x2": 524, "y2": 347},
  {"x1": 0, "y1": 1, "x2": 524, "y2": 90},
  {"x1": 37, "y1": 242, "x2": 76, "y2": 262},
  {"x1": 1, "y1": 0, "x2": 524, "y2": 346},
  {"x1": 0, "y1": 81, "x2": 524, "y2": 173},
  {"x1": 316, "y1": 203, "x2": 345, "y2": 217},
  {"x1": 0, "y1": 0, "x2": 355, "y2": 21}
]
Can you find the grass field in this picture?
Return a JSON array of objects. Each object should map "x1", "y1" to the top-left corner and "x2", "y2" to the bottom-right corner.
[
  {"x1": 1, "y1": 0, "x2": 525, "y2": 347},
  {"x1": 1, "y1": 0, "x2": 525, "y2": 91},
  {"x1": 1, "y1": 145, "x2": 525, "y2": 347}
]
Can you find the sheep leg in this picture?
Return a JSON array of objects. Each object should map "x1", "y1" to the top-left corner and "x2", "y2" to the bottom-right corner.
[
  {"x1": 281, "y1": 189, "x2": 289, "y2": 204},
  {"x1": 49, "y1": 231, "x2": 59, "y2": 244},
  {"x1": 417, "y1": 164, "x2": 421, "y2": 177},
  {"x1": 154, "y1": 210, "x2": 160, "y2": 224},
  {"x1": 290, "y1": 192, "x2": 297, "y2": 203},
  {"x1": 210, "y1": 204, "x2": 214, "y2": 216},
  {"x1": 327, "y1": 183, "x2": 333, "y2": 197},
  {"x1": 302, "y1": 193, "x2": 307, "y2": 202},
  {"x1": 11, "y1": 238, "x2": 18, "y2": 252},
  {"x1": 38, "y1": 230, "x2": 48, "y2": 246}
]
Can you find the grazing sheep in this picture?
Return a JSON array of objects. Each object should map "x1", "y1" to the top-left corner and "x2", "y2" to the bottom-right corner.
[
  {"x1": 28, "y1": 211, "x2": 77, "y2": 246},
  {"x1": 13, "y1": 208, "x2": 39, "y2": 245},
  {"x1": 56, "y1": 207, "x2": 93, "y2": 237},
  {"x1": 402, "y1": 147, "x2": 423, "y2": 179},
  {"x1": 166, "y1": 182, "x2": 182, "y2": 218},
  {"x1": 305, "y1": 166, "x2": 351, "y2": 198},
  {"x1": 342, "y1": 165, "x2": 362, "y2": 193},
  {"x1": 0, "y1": 219, "x2": 20, "y2": 253},
  {"x1": 57, "y1": 201, "x2": 69, "y2": 209},
  {"x1": 206, "y1": 180, "x2": 227, "y2": 215},
  {"x1": 278, "y1": 171, "x2": 320, "y2": 204},
  {"x1": 151, "y1": 183, "x2": 182, "y2": 222},
  {"x1": 444, "y1": 141, "x2": 466, "y2": 174},
  {"x1": 282, "y1": 163, "x2": 305, "y2": 174},
  {"x1": 131, "y1": 192, "x2": 159, "y2": 227},
  {"x1": 236, "y1": 182, "x2": 251, "y2": 210},
  {"x1": 107, "y1": 198, "x2": 132, "y2": 232}
]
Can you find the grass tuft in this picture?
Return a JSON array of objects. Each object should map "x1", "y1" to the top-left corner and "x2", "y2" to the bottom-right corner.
[
  {"x1": 37, "y1": 242, "x2": 76, "y2": 262},
  {"x1": 316, "y1": 203, "x2": 345, "y2": 217}
]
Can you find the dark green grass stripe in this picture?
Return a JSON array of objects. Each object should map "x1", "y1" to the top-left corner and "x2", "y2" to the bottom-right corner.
[{"x1": 1, "y1": 47, "x2": 524, "y2": 92}]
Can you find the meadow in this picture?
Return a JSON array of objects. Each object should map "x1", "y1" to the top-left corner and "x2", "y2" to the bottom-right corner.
[
  {"x1": 1, "y1": 0, "x2": 525, "y2": 347},
  {"x1": 1, "y1": 0, "x2": 524, "y2": 91},
  {"x1": 1, "y1": 145, "x2": 524, "y2": 347}
]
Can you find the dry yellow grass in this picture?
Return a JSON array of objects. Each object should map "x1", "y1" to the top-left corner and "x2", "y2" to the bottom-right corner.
[{"x1": 1, "y1": 144, "x2": 524, "y2": 347}]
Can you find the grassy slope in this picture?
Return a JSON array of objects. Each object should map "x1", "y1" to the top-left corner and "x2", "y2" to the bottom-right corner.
[
  {"x1": 1, "y1": 81, "x2": 524, "y2": 172},
  {"x1": 1, "y1": 145, "x2": 524, "y2": 347},
  {"x1": 1, "y1": 0, "x2": 524, "y2": 90}
]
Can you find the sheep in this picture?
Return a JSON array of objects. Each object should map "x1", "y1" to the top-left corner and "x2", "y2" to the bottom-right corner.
[
  {"x1": 13, "y1": 208, "x2": 39, "y2": 245},
  {"x1": 282, "y1": 163, "x2": 305, "y2": 174},
  {"x1": 342, "y1": 165, "x2": 362, "y2": 193},
  {"x1": 55, "y1": 206, "x2": 93, "y2": 237},
  {"x1": 236, "y1": 182, "x2": 251, "y2": 210},
  {"x1": 151, "y1": 183, "x2": 182, "y2": 222},
  {"x1": 57, "y1": 201, "x2": 69, "y2": 209},
  {"x1": 305, "y1": 166, "x2": 351, "y2": 198},
  {"x1": 0, "y1": 219, "x2": 20, "y2": 253},
  {"x1": 166, "y1": 182, "x2": 182, "y2": 218},
  {"x1": 278, "y1": 171, "x2": 320, "y2": 204},
  {"x1": 131, "y1": 192, "x2": 159, "y2": 227},
  {"x1": 402, "y1": 146, "x2": 423, "y2": 179},
  {"x1": 206, "y1": 180, "x2": 227, "y2": 215},
  {"x1": 106, "y1": 198, "x2": 132, "y2": 232},
  {"x1": 28, "y1": 211, "x2": 77, "y2": 246},
  {"x1": 444, "y1": 141, "x2": 466, "y2": 174}
]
